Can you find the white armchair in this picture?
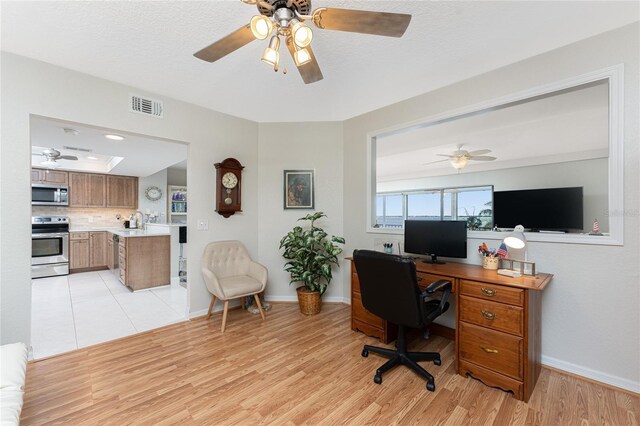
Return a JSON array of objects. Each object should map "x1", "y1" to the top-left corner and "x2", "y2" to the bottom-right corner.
[{"x1": 201, "y1": 240, "x2": 268, "y2": 332}]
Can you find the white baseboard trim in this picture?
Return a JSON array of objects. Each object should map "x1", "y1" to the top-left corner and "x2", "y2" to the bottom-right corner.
[
  {"x1": 264, "y1": 295, "x2": 350, "y2": 304},
  {"x1": 189, "y1": 299, "x2": 240, "y2": 319},
  {"x1": 542, "y1": 355, "x2": 640, "y2": 394}
]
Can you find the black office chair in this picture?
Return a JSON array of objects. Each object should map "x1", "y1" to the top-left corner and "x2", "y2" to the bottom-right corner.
[{"x1": 353, "y1": 249, "x2": 452, "y2": 391}]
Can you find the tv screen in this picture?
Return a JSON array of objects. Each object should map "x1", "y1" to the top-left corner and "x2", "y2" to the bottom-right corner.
[
  {"x1": 404, "y1": 220, "x2": 467, "y2": 264},
  {"x1": 493, "y1": 187, "x2": 583, "y2": 231}
]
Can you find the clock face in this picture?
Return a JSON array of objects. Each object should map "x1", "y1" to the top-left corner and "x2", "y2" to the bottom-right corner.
[
  {"x1": 145, "y1": 186, "x2": 162, "y2": 201},
  {"x1": 222, "y1": 172, "x2": 238, "y2": 189}
]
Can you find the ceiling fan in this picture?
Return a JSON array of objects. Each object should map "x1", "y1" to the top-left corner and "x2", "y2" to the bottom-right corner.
[
  {"x1": 32, "y1": 148, "x2": 78, "y2": 168},
  {"x1": 193, "y1": 0, "x2": 412, "y2": 84},
  {"x1": 425, "y1": 145, "x2": 497, "y2": 170}
]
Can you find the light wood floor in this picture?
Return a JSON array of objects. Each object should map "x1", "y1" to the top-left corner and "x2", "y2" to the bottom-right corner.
[{"x1": 21, "y1": 303, "x2": 639, "y2": 425}]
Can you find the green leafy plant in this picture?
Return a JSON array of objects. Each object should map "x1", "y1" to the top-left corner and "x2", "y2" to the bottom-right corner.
[{"x1": 279, "y1": 212, "x2": 345, "y2": 295}]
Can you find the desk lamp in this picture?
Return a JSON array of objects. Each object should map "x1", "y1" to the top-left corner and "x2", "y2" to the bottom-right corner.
[{"x1": 504, "y1": 225, "x2": 527, "y2": 261}]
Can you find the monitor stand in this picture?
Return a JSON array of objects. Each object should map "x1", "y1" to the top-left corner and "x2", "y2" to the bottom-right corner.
[{"x1": 421, "y1": 254, "x2": 446, "y2": 265}]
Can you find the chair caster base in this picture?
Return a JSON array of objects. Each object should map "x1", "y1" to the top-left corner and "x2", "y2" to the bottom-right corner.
[
  {"x1": 434, "y1": 357, "x2": 441, "y2": 366},
  {"x1": 362, "y1": 349, "x2": 369, "y2": 358},
  {"x1": 374, "y1": 374, "x2": 382, "y2": 384},
  {"x1": 426, "y1": 381, "x2": 435, "y2": 392}
]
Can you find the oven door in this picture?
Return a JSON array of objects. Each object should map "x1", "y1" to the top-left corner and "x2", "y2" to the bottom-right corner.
[{"x1": 31, "y1": 233, "x2": 69, "y2": 265}]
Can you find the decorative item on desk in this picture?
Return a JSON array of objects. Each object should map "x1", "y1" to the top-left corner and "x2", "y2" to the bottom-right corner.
[
  {"x1": 478, "y1": 242, "x2": 504, "y2": 270},
  {"x1": 589, "y1": 218, "x2": 603, "y2": 236},
  {"x1": 383, "y1": 242, "x2": 393, "y2": 254},
  {"x1": 504, "y1": 225, "x2": 527, "y2": 261},
  {"x1": 499, "y1": 258, "x2": 536, "y2": 276}
]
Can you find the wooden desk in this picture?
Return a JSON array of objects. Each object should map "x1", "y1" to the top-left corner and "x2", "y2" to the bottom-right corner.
[{"x1": 348, "y1": 258, "x2": 553, "y2": 402}]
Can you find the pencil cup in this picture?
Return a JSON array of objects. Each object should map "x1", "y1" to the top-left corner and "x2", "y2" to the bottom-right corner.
[{"x1": 483, "y1": 257, "x2": 499, "y2": 270}]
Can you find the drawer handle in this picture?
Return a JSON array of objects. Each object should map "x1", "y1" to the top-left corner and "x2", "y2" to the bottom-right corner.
[
  {"x1": 481, "y1": 346, "x2": 499, "y2": 354},
  {"x1": 481, "y1": 288, "x2": 496, "y2": 297},
  {"x1": 481, "y1": 310, "x2": 496, "y2": 320}
]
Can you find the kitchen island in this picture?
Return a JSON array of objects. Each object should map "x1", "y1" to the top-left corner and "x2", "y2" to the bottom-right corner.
[{"x1": 109, "y1": 229, "x2": 170, "y2": 291}]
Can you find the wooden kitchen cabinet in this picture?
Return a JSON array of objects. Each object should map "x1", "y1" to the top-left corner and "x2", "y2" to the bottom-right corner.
[
  {"x1": 118, "y1": 235, "x2": 170, "y2": 290},
  {"x1": 107, "y1": 237, "x2": 114, "y2": 271},
  {"x1": 106, "y1": 176, "x2": 138, "y2": 209},
  {"x1": 31, "y1": 168, "x2": 68, "y2": 185},
  {"x1": 69, "y1": 231, "x2": 107, "y2": 271},
  {"x1": 69, "y1": 172, "x2": 106, "y2": 207}
]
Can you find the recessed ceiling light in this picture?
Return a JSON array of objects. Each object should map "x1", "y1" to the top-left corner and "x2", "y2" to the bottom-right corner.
[
  {"x1": 87, "y1": 156, "x2": 98, "y2": 160},
  {"x1": 105, "y1": 134, "x2": 125, "y2": 141}
]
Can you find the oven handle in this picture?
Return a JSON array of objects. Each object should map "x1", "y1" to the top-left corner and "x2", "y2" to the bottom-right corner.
[{"x1": 32, "y1": 233, "x2": 69, "y2": 238}]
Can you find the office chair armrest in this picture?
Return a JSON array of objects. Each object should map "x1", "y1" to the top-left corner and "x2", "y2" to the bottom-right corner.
[{"x1": 423, "y1": 279, "x2": 452, "y2": 295}]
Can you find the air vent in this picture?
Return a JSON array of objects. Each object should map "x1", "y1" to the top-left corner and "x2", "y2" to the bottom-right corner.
[
  {"x1": 63, "y1": 146, "x2": 93, "y2": 153},
  {"x1": 129, "y1": 94, "x2": 163, "y2": 118}
]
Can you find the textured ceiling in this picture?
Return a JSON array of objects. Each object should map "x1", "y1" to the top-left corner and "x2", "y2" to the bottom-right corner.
[{"x1": 2, "y1": 1, "x2": 638, "y2": 122}]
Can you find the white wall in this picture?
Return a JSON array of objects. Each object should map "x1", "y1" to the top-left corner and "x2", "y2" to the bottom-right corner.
[
  {"x1": 0, "y1": 52, "x2": 259, "y2": 345},
  {"x1": 138, "y1": 168, "x2": 169, "y2": 223},
  {"x1": 378, "y1": 158, "x2": 609, "y2": 233},
  {"x1": 167, "y1": 167, "x2": 187, "y2": 186},
  {"x1": 257, "y1": 122, "x2": 345, "y2": 302},
  {"x1": 343, "y1": 23, "x2": 640, "y2": 392}
]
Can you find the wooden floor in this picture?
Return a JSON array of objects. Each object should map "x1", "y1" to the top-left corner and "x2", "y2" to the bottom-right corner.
[{"x1": 22, "y1": 303, "x2": 639, "y2": 425}]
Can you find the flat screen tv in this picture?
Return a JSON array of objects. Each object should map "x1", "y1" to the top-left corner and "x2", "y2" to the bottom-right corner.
[
  {"x1": 404, "y1": 220, "x2": 467, "y2": 264},
  {"x1": 493, "y1": 187, "x2": 583, "y2": 231}
]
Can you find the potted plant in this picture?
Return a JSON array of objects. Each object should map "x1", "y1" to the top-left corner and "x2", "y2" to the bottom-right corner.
[{"x1": 279, "y1": 212, "x2": 345, "y2": 315}]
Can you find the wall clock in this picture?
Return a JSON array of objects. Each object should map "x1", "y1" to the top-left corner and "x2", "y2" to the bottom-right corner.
[
  {"x1": 145, "y1": 186, "x2": 163, "y2": 201},
  {"x1": 214, "y1": 158, "x2": 244, "y2": 218}
]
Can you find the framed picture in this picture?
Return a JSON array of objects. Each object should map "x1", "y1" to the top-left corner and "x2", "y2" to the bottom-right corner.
[{"x1": 284, "y1": 170, "x2": 314, "y2": 209}]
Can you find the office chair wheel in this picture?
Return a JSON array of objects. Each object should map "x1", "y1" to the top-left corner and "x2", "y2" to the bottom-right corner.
[
  {"x1": 426, "y1": 381, "x2": 435, "y2": 392},
  {"x1": 434, "y1": 357, "x2": 441, "y2": 366},
  {"x1": 374, "y1": 374, "x2": 382, "y2": 384},
  {"x1": 361, "y1": 348, "x2": 369, "y2": 357}
]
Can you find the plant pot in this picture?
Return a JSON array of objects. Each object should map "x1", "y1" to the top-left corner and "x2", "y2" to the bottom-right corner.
[{"x1": 296, "y1": 286, "x2": 321, "y2": 315}]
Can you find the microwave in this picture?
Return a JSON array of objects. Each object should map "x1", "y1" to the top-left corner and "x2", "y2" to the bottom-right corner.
[{"x1": 32, "y1": 184, "x2": 69, "y2": 206}]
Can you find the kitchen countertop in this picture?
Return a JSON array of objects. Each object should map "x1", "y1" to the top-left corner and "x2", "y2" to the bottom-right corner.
[{"x1": 69, "y1": 227, "x2": 170, "y2": 237}]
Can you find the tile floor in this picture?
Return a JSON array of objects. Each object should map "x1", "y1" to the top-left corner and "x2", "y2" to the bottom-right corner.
[{"x1": 31, "y1": 270, "x2": 188, "y2": 359}]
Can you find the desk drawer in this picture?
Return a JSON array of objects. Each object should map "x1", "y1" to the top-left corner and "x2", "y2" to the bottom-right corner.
[
  {"x1": 459, "y1": 295, "x2": 523, "y2": 336},
  {"x1": 352, "y1": 291, "x2": 383, "y2": 328},
  {"x1": 460, "y1": 280, "x2": 524, "y2": 306},
  {"x1": 416, "y1": 272, "x2": 455, "y2": 292},
  {"x1": 459, "y1": 321, "x2": 523, "y2": 380}
]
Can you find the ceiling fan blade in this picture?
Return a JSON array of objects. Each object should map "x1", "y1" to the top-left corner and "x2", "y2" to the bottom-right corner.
[
  {"x1": 436, "y1": 154, "x2": 453, "y2": 158},
  {"x1": 285, "y1": 37, "x2": 323, "y2": 84},
  {"x1": 194, "y1": 25, "x2": 255, "y2": 63},
  {"x1": 59, "y1": 155, "x2": 78, "y2": 160},
  {"x1": 312, "y1": 8, "x2": 411, "y2": 37},
  {"x1": 423, "y1": 159, "x2": 449, "y2": 166},
  {"x1": 470, "y1": 156, "x2": 497, "y2": 161},
  {"x1": 467, "y1": 149, "x2": 491, "y2": 156}
]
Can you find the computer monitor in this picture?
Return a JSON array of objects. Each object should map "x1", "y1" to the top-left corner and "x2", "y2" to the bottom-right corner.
[{"x1": 404, "y1": 220, "x2": 467, "y2": 264}]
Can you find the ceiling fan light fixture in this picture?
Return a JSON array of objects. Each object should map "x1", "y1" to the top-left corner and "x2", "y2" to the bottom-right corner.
[
  {"x1": 261, "y1": 35, "x2": 280, "y2": 67},
  {"x1": 291, "y1": 21, "x2": 313, "y2": 48},
  {"x1": 450, "y1": 157, "x2": 468, "y2": 170},
  {"x1": 40, "y1": 159, "x2": 59, "y2": 169},
  {"x1": 293, "y1": 46, "x2": 311, "y2": 66},
  {"x1": 250, "y1": 15, "x2": 273, "y2": 40}
]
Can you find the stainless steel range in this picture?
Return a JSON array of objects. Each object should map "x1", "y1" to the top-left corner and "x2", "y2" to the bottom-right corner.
[{"x1": 31, "y1": 216, "x2": 69, "y2": 279}]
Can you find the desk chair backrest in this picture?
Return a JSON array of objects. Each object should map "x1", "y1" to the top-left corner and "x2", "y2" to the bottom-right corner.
[{"x1": 353, "y1": 249, "x2": 425, "y2": 329}]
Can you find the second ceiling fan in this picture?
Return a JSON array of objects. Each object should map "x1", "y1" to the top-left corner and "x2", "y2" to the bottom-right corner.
[
  {"x1": 425, "y1": 145, "x2": 497, "y2": 170},
  {"x1": 194, "y1": 0, "x2": 412, "y2": 84}
]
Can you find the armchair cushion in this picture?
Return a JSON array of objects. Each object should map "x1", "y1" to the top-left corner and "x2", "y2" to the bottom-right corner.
[{"x1": 219, "y1": 276, "x2": 265, "y2": 299}]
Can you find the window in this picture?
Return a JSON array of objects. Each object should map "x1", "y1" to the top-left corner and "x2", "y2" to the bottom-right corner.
[{"x1": 375, "y1": 185, "x2": 493, "y2": 229}]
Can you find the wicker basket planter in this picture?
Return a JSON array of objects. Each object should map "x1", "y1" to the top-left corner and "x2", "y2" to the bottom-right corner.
[{"x1": 296, "y1": 286, "x2": 321, "y2": 315}]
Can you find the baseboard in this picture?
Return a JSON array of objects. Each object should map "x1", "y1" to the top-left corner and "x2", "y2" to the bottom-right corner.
[
  {"x1": 264, "y1": 295, "x2": 350, "y2": 304},
  {"x1": 542, "y1": 355, "x2": 640, "y2": 394},
  {"x1": 189, "y1": 299, "x2": 241, "y2": 319}
]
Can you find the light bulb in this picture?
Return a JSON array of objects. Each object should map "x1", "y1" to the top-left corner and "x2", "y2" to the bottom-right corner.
[
  {"x1": 450, "y1": 157, "x2": 468, "y2": 170},
  {"x1": 261, "y1": 36, "x2": 280, "y2": 67},
  {"x1": 294, "y1": 47, "x2": 311, "y2": 66},
  {"x1": 40, "y1": 159, "x2": 59, "y2": 169},
  {"x1": 250, "y1": 15, "x2": 273, "y2": 40},
  {"x1": 291, "y1": 21, "x2": 313, "y2": 48}
]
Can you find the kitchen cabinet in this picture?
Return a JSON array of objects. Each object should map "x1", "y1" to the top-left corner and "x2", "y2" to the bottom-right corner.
[
  {"x1": 107, "y1": 176, "x2": 138, "y2": 209},
  {"x1": 69, "y1": 231, "x2": 107, "y2": 271},
  {"x1": 69, "y1": 172, "x2": 106, "y2": 207},
  {"x1": 31, "y1": 168, "x2": 68, "y2": 185},
  {"x1": 107, "y1": 237, "x2": 114, "y2": 271},
  {"x1": 118, "y1": 235, "x2": 170, "y2": 290},
  {"x1": 167, "y1": 185, "x2": 187, "y2": 224}
]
